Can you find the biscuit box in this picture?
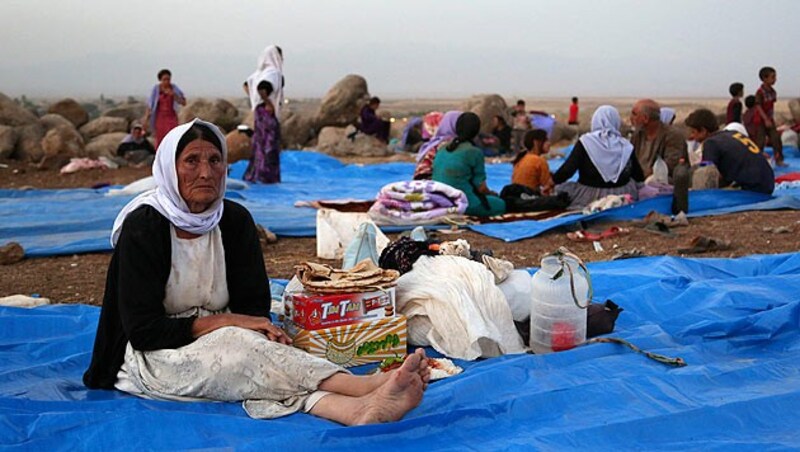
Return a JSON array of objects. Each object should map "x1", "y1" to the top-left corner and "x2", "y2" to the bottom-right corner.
[
  {"x1": 286, "y1": 288, "x2": 396, "y2": 331},
  {"x1": 284, "y1": 315, "x2": 407, "y2": 367}
]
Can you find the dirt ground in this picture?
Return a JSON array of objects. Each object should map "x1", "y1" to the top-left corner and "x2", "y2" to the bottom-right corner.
[{"x1": 2, "y1": 157, "x2": 799, "y2": 306}]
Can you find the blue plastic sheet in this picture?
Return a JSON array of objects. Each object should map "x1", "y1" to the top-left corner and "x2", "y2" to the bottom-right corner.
[
  {"x1": 1, "y1": 151, "x2": 799, "y2": 256},
  {"x1": 2, "y1": 253, "x2": 800, "y2": 449}
]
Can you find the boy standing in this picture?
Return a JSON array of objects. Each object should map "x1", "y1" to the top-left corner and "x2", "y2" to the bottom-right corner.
[
  {"x1": 511, "y1": 100, "x2": 531, "y2": 153},
  {"x1": 753, "y1": 67, "x2": 784, "y2": 165},
  {"x1": 726, "y1": 82, "x2": 744, "y2": 124},
  {"x1": 568, "y1": 97, "x2": 579, "y2": 125}
]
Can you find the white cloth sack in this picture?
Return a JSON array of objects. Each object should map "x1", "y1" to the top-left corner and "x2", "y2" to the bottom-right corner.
[
  {"x1": 0, "y1": 294, "x2": 50, "y2": 308},
  {"x1": 395, "y1": 255, "x2": 526, "y2": 360},
  {"x1": 316, "y1": 208, "x2": 389, "y2": 260}
]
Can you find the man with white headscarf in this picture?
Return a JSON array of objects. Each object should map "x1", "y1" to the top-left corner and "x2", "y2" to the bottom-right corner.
[{"x1": 553, "y1": 105, "x2": 645, "y2": 209}]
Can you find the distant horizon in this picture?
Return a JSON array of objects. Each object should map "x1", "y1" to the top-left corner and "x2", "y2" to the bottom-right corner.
[{"x1": 2, "y1": 0, "x2": 798, "y2": 102}]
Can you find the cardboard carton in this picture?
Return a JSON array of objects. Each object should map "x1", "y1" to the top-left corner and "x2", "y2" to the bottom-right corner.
[
  {"x1": 286, "y1": 288, "x2": 396, "y2": 331},
  {"x1": 284, "y1": 315, "x2": 407, "y2": 367}
]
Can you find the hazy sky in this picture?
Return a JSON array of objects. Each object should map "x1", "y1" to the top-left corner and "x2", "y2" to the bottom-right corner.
[{"x1": 2, "y1": 0, "x2": 798, "y2": 99}]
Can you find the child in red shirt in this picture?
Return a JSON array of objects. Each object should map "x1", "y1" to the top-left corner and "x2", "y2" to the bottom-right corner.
[{"x1": 568, "y1": 97, "x2": 579, "y2": 125}]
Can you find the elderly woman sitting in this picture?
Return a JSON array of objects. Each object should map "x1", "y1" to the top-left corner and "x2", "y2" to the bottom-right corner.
[
  {"x1": 83, "y1": 119, "x2": 429, "y2": 425},
  {"x1": 552, "y1": 105, "x2": 644, "y2": 209}
]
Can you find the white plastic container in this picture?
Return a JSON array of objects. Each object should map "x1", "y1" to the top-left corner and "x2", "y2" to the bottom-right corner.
[
  {"x1": 652, "y1": 156, "x2": 669, "y2": 184},
  {"x1": 529, "y1": 254, "x2": 590, "y2": 354}
]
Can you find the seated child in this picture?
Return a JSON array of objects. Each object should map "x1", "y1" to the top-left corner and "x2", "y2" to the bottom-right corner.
[{"x1": 510, "y1": 129, "x2": 554, "y2": 195}]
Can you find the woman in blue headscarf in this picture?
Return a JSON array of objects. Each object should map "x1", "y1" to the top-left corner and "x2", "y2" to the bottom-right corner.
[{"x1": 552, "y1": 105, "x2": 644, "y2": 209}]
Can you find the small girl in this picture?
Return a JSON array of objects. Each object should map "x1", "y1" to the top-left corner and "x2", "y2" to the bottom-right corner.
[
  {"x1": 244, "y1": 80, "x2": 281, "y2": 184},
  {"x1": 511, "y1": 129, "x2": 554, "y2": 195}
]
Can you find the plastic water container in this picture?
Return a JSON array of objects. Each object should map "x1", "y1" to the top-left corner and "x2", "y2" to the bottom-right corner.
[
  {"x1": 529, "y1": 254, "x2": 590, "y2": 354},
  {"x1": 652, "y1": 156, "x2": 669, "y2": 184}
]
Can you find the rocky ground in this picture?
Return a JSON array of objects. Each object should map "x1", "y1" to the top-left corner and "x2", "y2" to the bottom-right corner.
[{"x1": 2, "y1": 158, "x2": 799, "y2": 306}]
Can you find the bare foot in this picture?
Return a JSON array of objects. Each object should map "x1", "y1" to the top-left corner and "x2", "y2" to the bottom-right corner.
[
  {"x1": 411, "y1": 348, "x2": 431, "y2": 389},
  {"x1": 354, "y1": 363, "x2": 424, "y2": 425}
]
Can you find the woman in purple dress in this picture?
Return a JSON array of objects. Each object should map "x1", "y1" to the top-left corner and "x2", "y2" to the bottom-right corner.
[{"x1": 244, "y1": 80, "x2": 281, "y2": 184}]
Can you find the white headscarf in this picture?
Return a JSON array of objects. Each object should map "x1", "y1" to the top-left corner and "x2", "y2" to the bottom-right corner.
[
  {"x1": 579, "y1": 105, "x2": 635, "y2": 184},
  {"x1": 110, "y1": 119, "x2": 228, "y2": 246},
  {"x1": 246, "y1": 45, "x2": 284, "y2": 114},
  {"x1": 660, "y1": 107, "x2": 676, "y2": 125},
  {"x1": 724, "y1": 122, "x2": 749, "y2": 137}
]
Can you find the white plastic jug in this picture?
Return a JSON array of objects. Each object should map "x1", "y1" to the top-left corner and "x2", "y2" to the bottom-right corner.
[
  {"x1": 529, "y1": 248, "x2": 591, "y2": 354},
  {"x1": 652, "y1": 156, "x2": 669, "y2": 184}
]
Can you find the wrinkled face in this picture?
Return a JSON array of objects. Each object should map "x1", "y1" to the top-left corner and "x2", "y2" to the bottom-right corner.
[
  {"x1": 687, "y1": 127, "x2": 710, "y2": 143},
  {"x1": 630, "y1": 104, "x2": 648, "y2": 128},
  {"x1": 176, "y1": 139, "x2": 225, "y2": 213}
]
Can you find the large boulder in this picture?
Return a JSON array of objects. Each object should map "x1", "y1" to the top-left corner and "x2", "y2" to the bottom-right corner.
[
  {"x1": 178, "y1": 98, "x2": 240, "y2": 132},
  {"x1": 549, "y1": 123, "x2": 578, "y2": 143},
  {"x1": 79, "y1": 116, "x2": 129, "y2": 140},
  {"x1": 39, "y1": 113, "x2": 75, "y2": 132},
  {"x1": 281, "y1": 110, "x2": 317, "y2": 149},
  {"x1": 102, "y1": 102, "x2": 147, "y2": 122},
  {"x1": 460, "y1": 95, "x2": 508, "y2": 134},
  {"x1": 39, "y1": 125, "x2": 86, "y2": 169},
  {"x1": 85, "y1": 132, "x2": 128, "y2": 158},
  {"x1": 315, "y1": 75, "x2": 370, "y2": 128},
  {"x1": 47, "y1": 98, "x2": 89, "y2": 128},
  {"x1": 0, "y1": 125, "x2": 16, "y2": 159},
  {"x1": 0, "y1": 93, "x2": 39, "y2": 126},
  {"x1": 788, "y1": 98, "x2": 800, "y2": 124},
  {"x1": 13, "y1": 122, "x2": 45, "y2": 161},
  {"x1": 225, "y1": 130, "x2": 252, "y2": 164},
  {"x1": 315, "y1": 126, "x2": 391, "y2": 157}
]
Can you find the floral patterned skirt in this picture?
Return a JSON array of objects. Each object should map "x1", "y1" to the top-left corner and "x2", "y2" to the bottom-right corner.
[{"x1": 116, "y1": 326, "x2": 343, "y2": 419}]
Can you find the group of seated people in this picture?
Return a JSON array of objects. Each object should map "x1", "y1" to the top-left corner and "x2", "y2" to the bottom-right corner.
[{"x1": 410, "y1": 100, "x2": 776, "y2": 217}]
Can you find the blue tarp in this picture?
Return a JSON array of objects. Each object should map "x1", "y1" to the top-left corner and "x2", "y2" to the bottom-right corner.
[
  {"x1": 2, "y1": 253, "x2": 800, "y2": 449},
  {"x1": 1, "y1": 151, "x2": 799, "y2": 256}
]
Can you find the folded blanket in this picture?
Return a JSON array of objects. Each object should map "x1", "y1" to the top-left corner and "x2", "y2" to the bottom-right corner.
[{"x1": 368, "y1": 180, "x2": 468, "y2": 226}]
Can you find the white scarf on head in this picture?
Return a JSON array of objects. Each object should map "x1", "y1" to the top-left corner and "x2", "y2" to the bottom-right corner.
[
  {"x1": 579, "y1": 105, "x2": 634, "y2": 184},
  {"x1": 246, "y1": 45, "x2": 284, "y2": 114},
  {"x1": 110, "y1": 119, "x2": 227, "y2": 246}
]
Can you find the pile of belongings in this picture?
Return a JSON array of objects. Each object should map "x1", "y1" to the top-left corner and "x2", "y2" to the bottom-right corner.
[{"x1": 368, "y1": 180, "x2": 468, "y2": 226}]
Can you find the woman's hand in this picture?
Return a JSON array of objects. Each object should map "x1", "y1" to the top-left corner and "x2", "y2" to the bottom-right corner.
[{"x1": 192, "y1": 313, "x2": 292, "y2": 345}]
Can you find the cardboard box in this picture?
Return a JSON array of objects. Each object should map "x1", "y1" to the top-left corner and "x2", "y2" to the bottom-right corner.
[
  {"x1": 286, "y1": 288, "x2": 396, "y2": 331},
  {"x1": 285, "y1": 315, "x2": 407, "y2": 367}
]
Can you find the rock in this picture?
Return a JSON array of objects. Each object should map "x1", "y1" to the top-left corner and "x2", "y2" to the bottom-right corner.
[
  {"x1": 226, "y1": 130, "x2": 252, "y2": 163},
  {"x1": 460, "y1": 95, "x2": 508, "y2": 134},
  {"x1": 315, "y1": 74, "x2": 370, "y2": 128},
  {"x1": 0, "y1": 242, "x2": 25, "y2": 265},
  {"x1": 178, "y1": 98, "x2": 240, "y2": 132},
  {"x1": 47, "y1": 98, "x2": 89, "y2": 128},
  {"x1": 39, "y1": 113, "x2": 75, "y2": 132},
  {"x1": 788, "y1": 98, "x2": 800, "y2": 124},
  {"x1": 13, "y1": 122, "x2": 45, "y2": 161},
  {"x1": 39, "y1": 125, "x2": 85, "y2": 169},
  {"x1": 281, "y1": 110, "x2": 317, "y2": 149},
  {"x1": 102, "y1": 102, "x2": 147, "y2": 122},
  {"x1": 79, "y1": 116, "x2": 129, "y2": 140},
  {"x1": 549, "y1": 122, "x2": 578, "y2": 143},
  {"x1": 0, "y1": 125, "x2": 16, "y2": 159},
  {"x1": 85, "y1": 132, "x2": 128, "y2": 158},
  {"x1": 256, "y1": 224, "x2": 278, "y2": 245},
  {"x1": 315, "y1": 126, "x2": 391, "y2": 157},
  {"x1": 0, "y1": 92, "x2": 39, "y2": 126},
  {"x1": 242, "y1": 109, "x2": 255, "y2": 129}
]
